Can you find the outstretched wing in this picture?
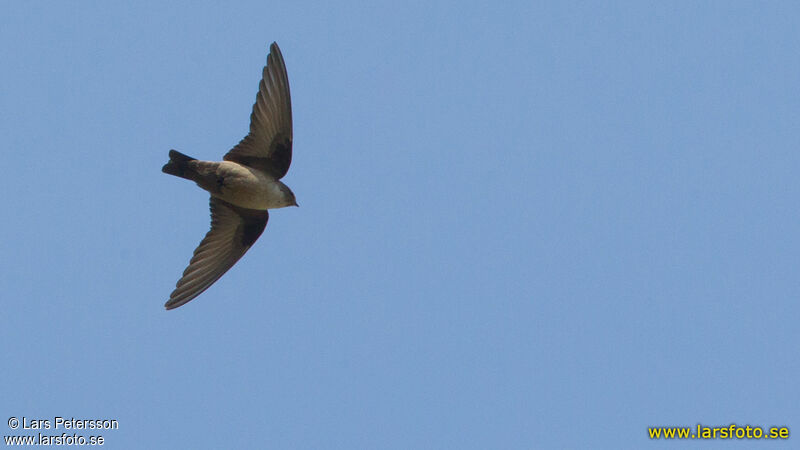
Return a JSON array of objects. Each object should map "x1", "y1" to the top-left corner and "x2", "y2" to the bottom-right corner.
[
  {"x1": 165, "y1": 197, "x2": 269, "y2": 310},
  {"x1": 224, "y1": 42, "x2": 293, "y2": 179}
]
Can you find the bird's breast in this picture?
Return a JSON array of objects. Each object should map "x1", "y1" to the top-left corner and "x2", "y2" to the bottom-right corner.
[{"x1": 214, "y1": 162, "x2": 284, "y2": 210}]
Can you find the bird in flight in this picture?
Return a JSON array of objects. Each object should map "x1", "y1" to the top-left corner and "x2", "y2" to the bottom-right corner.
[{"x1": 161, "y1": 42, "x2": 296, "y2": 310}]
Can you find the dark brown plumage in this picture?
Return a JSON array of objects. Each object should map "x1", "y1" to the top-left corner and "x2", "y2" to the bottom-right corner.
[{"x1": 162, "y1": 42, "x2": 295, "y2": 310}]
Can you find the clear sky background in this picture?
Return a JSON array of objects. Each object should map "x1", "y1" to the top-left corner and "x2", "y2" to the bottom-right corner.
[{"x1": 2, "y1": 1, "x2": 799, "y2": 449}]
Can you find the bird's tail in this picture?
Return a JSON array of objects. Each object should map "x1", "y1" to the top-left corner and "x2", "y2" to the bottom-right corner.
[{"x1": 162, "y1": 150, "x2": 197, "y2": 180}]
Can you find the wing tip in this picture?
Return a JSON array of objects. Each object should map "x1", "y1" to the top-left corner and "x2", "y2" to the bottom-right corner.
[
  {"x1": 269, "y1": 42, "x2": 285, "y2": 64},
  {"x1": 164, "y1": 298, "x2": 183, "y2": 310},
  {"x1": 164, "y1": 290, "x2": 198, "y2": 310}
]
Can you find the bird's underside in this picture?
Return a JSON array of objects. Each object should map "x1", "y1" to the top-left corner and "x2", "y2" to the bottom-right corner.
[{"x1": 162, "y1": 42, "x2": 293, "y2": 310}]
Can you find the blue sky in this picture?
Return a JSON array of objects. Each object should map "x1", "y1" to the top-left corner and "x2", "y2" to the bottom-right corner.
[{"x1": 2, "y1": 1, "x2": 799, "y2": 448}]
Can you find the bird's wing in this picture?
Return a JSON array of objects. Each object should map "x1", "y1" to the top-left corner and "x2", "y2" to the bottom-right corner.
[
  {"x1": 224, "y1": 42, "x2": 293, "y2": 179},
  {"x1": 165, "y1": 197, "x2": 269, "y2": 310}
]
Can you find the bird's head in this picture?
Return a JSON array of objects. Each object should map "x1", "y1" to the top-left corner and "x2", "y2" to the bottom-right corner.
[{"x1": 277, "y1": 182, "x2": 298, "y2": 208}]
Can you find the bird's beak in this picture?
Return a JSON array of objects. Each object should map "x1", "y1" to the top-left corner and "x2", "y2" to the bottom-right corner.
[{"x1": 293, "y1": 200, "x2": 299, "y2": 207}]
